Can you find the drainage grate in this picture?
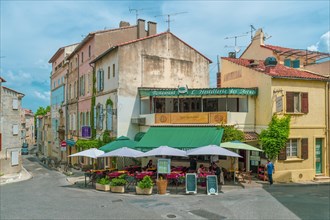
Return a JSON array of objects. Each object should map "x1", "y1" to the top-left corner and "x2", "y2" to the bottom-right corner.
[
  {"x1": 166, "y1": 214, "x2": 176, "y2": 219},
  {"x1": 189, "y1": 209, "x2": 226, "y2": 220}
]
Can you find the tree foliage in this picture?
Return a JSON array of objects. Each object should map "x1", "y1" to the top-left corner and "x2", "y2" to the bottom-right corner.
[
  {"x1": 259, "y1": 115, "x2": 291, "y2": 160},
  {"x1": 35, "y1": 106, "x2": 50, "y2": 117},
  {"x1": 76, "y1": 139, "x2": 100, "y2": 151},
  {"x1": 220, "y1": 126, "x2": 245, "y2": 142}
]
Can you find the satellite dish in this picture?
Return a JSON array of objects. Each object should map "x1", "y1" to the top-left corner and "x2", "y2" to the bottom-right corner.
[{"x1": 234, "y1": 46, "x2": 241, "y2": 53}]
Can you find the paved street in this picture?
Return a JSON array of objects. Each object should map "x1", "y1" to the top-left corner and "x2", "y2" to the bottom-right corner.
[{"x1": 0, "y1": 155, "x2": 329, "y2": 220}]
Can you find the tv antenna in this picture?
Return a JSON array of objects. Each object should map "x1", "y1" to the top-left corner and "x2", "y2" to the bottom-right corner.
[
  {"x1": 129, "y1": 7, "x2": 155, "y2": 24},
  {"x1": 245, "y1": 25, "x2": 256, "y2": 41},
  {"x1": 154, "y1": 12, "x2": 187, "y2": 31},
  {"x1": 224, "y1": 34, "x2": 247, "y2": 56}
]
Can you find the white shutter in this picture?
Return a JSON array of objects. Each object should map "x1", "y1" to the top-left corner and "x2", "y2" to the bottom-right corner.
[
  {"x1": 13, "y1": 124, "x2": 19, "y2": 135},
  {"x1": 106, "y1": 105, "x2": 113, "y2": 130},
  {"x1": 100, "y1": 70, "x2": 104, "y2": 91},
  {"x1": 12, "y1": 99, "x2": 18, "y2": 110},
  {"x1": 11, "y1": 151, "x2": 19, "y2": 166}
]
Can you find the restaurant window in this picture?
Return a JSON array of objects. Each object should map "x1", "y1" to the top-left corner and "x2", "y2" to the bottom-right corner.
[
  {"x1": 154, "y1": 98, "x2": 165, "y2": 113},
  {"x1": 286, "y1": 139, "x2": 298, "y2": 157},
  {"x1": 286, "y1": 92, "x2": 308, "y2": 114},
  {"x1": 203, "y1": 98, "x2": 218, "y2": 112}
]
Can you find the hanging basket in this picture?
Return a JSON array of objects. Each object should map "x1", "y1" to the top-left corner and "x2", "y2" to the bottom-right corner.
[{"x1": 156, "y1": 179, "x2": 168, "y2": 195}]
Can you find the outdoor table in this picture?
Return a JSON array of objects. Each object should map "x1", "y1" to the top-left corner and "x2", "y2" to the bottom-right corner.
[
  {"x1": 108, "y1": 171, "x2": 126, "y2": 179},
  {"x1": 84, "y1": 172, "x2": 97, "y2": 187}
]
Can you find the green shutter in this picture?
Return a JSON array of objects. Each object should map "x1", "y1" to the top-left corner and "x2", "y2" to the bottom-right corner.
[
  {"x1": 292, "y1": 60, "x2": 300, "y2": 68},
  {"x1": 284, "y1": 59, "x2": 291, "y2": 67}
]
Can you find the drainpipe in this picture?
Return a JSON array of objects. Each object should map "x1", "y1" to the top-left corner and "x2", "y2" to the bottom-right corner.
[
  {"x1": 326, "y1": 82, "x2": 329, "y2": 176},
  {"x1": 77, "y1": 54, "x2": 80, "y2": 139}
]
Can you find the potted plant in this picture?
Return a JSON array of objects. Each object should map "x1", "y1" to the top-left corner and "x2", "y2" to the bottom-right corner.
[
  {"x1": 110, "y1": 174, "x2": 127, "y2": 193},
  {"x1": 96, "y1": 177, "x2": 111, "y2": 191},
  {"x1": 136, "y1": 176, "x2": 154, "y2": 195},
  {"x1": 156, "y1": 176, "x2": 168, "y2": 195}
]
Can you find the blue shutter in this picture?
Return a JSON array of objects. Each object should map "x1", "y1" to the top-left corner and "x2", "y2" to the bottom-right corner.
[
  {"x1": 292, "y1": 60, "x2": 300, "y2": 68},
  {"x1": 97, "y1": 70, "x2": 101, "y2": 92},
  {"x1": 106, "y1": 105, "x2": 113, "y2": 130},
  {"x1": 284, "y1": 59, "x2": 291, "y2": 67},
  {"x1": 93, "y1": 106, "x2": 97, "y2": 128},
  {"x1": 100, "y1": 70, "x2": 104, "y2": 91},
  {"x1": 99, "y1": 104, "x2": 103, "y2": 130}
]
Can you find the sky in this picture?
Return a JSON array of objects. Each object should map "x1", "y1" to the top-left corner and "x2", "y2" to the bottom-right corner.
[{"x1": 0, "y1": 0, "x2": 329, "y2": 113}]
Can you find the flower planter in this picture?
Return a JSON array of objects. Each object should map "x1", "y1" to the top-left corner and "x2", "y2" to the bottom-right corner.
[
  {"x1": 156, "y1": 179, "x2": 168, "y2": 195},
  {"x1": 111, "y1": 185, "x2": 125, "y2": 193},
  {"x1": 96, "y1": 183, "x2": 111, "y2": 192},
  {"x1": 136, "y1": 186, "x2": 153, "y2": 195}
]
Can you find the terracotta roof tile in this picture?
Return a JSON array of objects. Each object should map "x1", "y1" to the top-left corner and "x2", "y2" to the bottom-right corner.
[
  {"x1": 261, "y1": 44, "x2": 292, "y2": 53},
  {"x1": 222, "y1": 57, "x2": 329, "y2": 81}
]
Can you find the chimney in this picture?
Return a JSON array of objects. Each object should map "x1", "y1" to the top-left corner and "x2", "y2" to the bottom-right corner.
[
  {"x1": 253, "y1": 28, "x2": 265, "y2": 46},
  {"x1": 119, "y1": 21, "x2": 130, "y2": 28},
  {"x1": 147, "y1": 21, "x2": 157, "y2": 36},
  {"x1": 137, "y1": 19, "x2": 146, "y2": 39}
]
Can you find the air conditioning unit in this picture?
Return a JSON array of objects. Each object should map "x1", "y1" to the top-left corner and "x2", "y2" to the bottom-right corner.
[{"x1": 131, "y1": 117, "x2": 146, "y2": 125}]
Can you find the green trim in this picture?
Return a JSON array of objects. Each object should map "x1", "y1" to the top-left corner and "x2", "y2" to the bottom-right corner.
[
  {"x1": 139, "y1": 87, "x2": 258, "y2": 97},
  {"x1": 106, "y1": 98, "x2": 113, "y2": 107}
]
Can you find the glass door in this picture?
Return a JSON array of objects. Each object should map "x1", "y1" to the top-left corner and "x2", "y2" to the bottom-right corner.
[{"x1": 315, "y1": 138, "x2": 322, "y2": 174}]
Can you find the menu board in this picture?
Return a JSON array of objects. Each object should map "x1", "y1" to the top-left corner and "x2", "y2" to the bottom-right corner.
[
  {"x1": 206, "y1": 175, "x2": 218, "y2": 195},
  {"x1": 157, "y1": 159, "x2": 171, "y2": 174},
  {"x1": 185, "y1": 173, "x2": 197, "y2": 194}
]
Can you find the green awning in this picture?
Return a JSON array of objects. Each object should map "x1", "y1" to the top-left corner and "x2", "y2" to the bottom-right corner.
[
  {"x1": 135, "y1": 126, "x2": 224, "y2": 150},
  {"x1": 220, "y1": 140, "x2": 263, "y2": 151},
  {"x1": 99, "y1": 136, "x2": 137, "y2": 153}
]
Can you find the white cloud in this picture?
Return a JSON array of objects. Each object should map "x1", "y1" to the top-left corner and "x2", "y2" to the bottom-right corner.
[
  {"x1": 308, "y1": 31, "x2": 330, "y2": 52},
  {"x1": 34, "y1": 91, "x2": 50, "y2": 101}
]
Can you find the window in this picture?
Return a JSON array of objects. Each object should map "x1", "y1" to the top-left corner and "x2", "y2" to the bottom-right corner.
[
  {"x1": 88, "y1": 45, "x2": 91, "y2": 58},
  {"x1": 108, "y1": 66, "x2": 110, "y2": 79},
  {"x1": 13, "y1": 124, "x2": 19, "y2": 135},
  {"x1": 286, "y1": 139, "x2": 298, "y2": 157},
  {"x1": 112, "y1": 64, "x2": 115, "y2": 78},
  {"x1": 284, "y1": 59, "x2": 300, "y2": 68},
  {"x1": 69, "y1": 84, "x2": 72, "y2": 100},
  {"x1": 95, "y1": 104, "x2": 104, "y2": 130},
  {"x1": 74, "y1": 81, "x2": 77, "y2": 97},
  {"x1": 97, "y1": 69, "x2": 104, "y2": 92},
  {"x1": 12, "y1": 99, "x2": 18, "y2": 110},
  {"x1": 106, "y1": 105, "x2": 113, "y2": 130},
  {"x1": 286, "y1": 92, "x2": 308, "y2": 113},
  {"x1": 81, "y1": 52, "x2": 84, "y2": 63},
  {"x1": 80, "y1": 76, "x2": 85, "y2": 96}
]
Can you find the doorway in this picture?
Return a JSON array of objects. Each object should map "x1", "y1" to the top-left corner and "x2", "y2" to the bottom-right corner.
[{"x1": 315, "y1": 138, "x2": 323, "y2": 174}]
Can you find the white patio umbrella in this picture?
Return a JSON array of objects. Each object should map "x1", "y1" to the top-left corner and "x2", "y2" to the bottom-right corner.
[
  {"x1": 186, "y1": 145, "x2": 242, "y2": 157},
  {"x1": 97, "y1": 147, "x2": 143, "y2": 158},
  {"x1": 68, "y1": 148, "x2": 104, "y2": 159},
  {"x1": 138, "y1": 146, "x2": 187, "y2": 157}
]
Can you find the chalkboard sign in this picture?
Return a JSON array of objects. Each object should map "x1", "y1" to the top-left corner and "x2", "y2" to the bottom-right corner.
[
  {"x1": 206, "y1": 175, "x2": 218, "y2": 195},
  {"x1": 185, "y1": 173, "x2": 197, "y2": 194},
  {"x1": 157, "y1": 159, "x2": 171, "y2": 174}
]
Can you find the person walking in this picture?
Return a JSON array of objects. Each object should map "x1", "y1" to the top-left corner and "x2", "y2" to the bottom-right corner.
[{"x1": 267, "y1": 159, "x2": 275, "y2": 185}]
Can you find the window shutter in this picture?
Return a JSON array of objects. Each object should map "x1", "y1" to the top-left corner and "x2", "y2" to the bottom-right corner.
[
  {"x1": 301, "y1": 138, "x2": 308, "y2": 159},
  {"x1": 12, "y1": 99, "x2": 18, "y2": 110},
  {"x1": 292, "y1": 60, "x2": 300, "y2": 68},
  {"x1": 99, "y1": 104, "x2": 103, "y2": 130},
  {"x1": 106, "y1": 105, "x2": 113, "y2": 130},
  {"x1": 286, "y1": 92, "x2": 294, "y2": 113},
  {"x1": 97, "y1": 70, "x2": 101, "y2": 92},
  {"x1": 100, "y1": 70, "x2": 104, "y2": 91},
  {"x1": 284, "y1": 59, "x2": 291, "y2": 67},
  {"x1": 278, "y1": 147, "x2": 287, "y2": 160},
  {"x1": 93, "y1": 106, "x2": 97, "y2": 128},
  {"x1": 13, "y1": 124, "x2": 19, "y2": 135},
  {"x1": 301, "y1": 93, "x2": 308, "y2": 114}
]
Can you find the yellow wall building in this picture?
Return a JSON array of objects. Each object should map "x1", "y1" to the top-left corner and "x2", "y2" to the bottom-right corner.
[{"x1": 221, "y1": 57, "x2": 328, "y2": 182}]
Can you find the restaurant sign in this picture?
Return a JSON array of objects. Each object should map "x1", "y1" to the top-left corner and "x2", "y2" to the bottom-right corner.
[
  {"x1": 139, "y1": 88, "x2": 258, "y2": 97},
  {"x1": 157, "y1": 159, "x2": 171, "y2": 174}
]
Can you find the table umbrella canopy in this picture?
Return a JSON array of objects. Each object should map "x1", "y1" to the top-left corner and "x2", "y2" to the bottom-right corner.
[
  {"x1": 186, "y1": 145, "x2": 242, "y2": 157},
  {"x1": 99, "y1": 136, "x2": 137, "y2": 153},
  {"x1": 220, "y1": 140, "x2": 263, "y2": 152},
  {"x1": 137, "y1": 146, "x2": 188, "y2": 157},
  {"x1": 68, "y1": 148, "x2": 104, "y2": 159},
  {"x1": 97, "y1": 147, "x2": 143, "y2": 158}
]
